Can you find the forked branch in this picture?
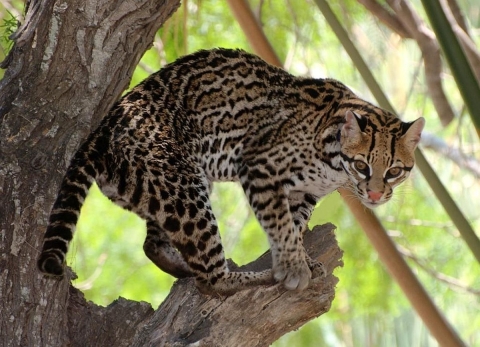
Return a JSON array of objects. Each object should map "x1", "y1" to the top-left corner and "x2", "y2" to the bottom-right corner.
[{"x1": 66, "y1": 224, "x2": 342, "y2": 347}]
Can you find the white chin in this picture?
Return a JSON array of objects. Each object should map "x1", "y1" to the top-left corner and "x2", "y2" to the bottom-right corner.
[{"x1": 362, "y1": 201, "x2": 383, "y2": 209}]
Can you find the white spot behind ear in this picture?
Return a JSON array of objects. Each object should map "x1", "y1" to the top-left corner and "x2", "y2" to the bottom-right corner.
[
  {"x1": 342, "y1": 110, "x2": 362, "y2": 140},
  {"x1": 403, "y1": 117, "x2": 425, "y2": 152}
]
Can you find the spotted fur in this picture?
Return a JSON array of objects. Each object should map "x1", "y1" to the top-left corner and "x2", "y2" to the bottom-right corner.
[{"x1": 37, "y1": 49, "x2": 424, "y2": 294}]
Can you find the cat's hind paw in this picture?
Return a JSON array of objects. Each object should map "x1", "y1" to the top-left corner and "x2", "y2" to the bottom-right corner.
[{"x1": 308, "y1": 258, "x2": 326, "y2": 279}]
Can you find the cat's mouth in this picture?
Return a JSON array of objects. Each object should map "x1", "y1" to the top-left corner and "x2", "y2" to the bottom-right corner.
[{"x1": 361, "y1": 199, "x2": 385, "y2": 209}]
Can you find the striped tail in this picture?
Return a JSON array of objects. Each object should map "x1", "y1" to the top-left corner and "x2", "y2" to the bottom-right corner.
[{"x1": 37, "y1": 152, "x2": 98, "y2": 277}]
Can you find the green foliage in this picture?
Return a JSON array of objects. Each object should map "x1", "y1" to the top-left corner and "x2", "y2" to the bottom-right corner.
[{"x1": 0, "y1": 10, "x2": 16, "y2": 51}]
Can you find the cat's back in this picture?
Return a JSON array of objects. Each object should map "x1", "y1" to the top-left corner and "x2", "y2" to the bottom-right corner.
[{"x1": 162, "y1": 49, "x2": 289, "y2": 110}]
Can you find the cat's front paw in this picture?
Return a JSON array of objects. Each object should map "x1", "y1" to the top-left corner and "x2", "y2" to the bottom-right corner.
[{"x1": 273, "y1": 258, "x2": 312, "y2": 291}]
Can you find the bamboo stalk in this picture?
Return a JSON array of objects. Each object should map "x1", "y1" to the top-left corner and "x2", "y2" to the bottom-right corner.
[
  {"x1": 227, "y1": 0, "x2": 467, "y2": 346},
  {"x1": 421, "y1": 0, "x2": 480, "y2": 138},
  {"x1": 339, "y1": 190, "x2": 466, "y2": 347},
  {"x1": 225, "y1": 0, "x2": 279, "y2": 66}
]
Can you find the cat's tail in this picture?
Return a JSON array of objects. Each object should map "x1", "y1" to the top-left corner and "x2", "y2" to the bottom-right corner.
[{"x1": 37, "y1": 143, "x2": 101, "y2": 277}]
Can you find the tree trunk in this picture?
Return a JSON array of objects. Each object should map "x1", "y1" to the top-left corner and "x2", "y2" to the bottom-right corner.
[{"x1": 0, "y1": 1, "x2": 342, "y2": 346}]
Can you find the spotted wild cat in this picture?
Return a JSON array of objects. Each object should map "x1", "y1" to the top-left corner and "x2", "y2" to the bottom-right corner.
[{"x1": 37, "y1": 48, "x2": 424, "y2": 294}]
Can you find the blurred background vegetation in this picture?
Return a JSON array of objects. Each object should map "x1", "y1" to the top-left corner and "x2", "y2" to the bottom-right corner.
[{"x1": 1, "y1": 0, "x2": 479, "y2": 346}]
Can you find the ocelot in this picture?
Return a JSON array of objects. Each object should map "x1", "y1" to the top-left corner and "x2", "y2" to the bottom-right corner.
[{"x1": 38, "y1": 48, "x2": 424, "y2": 295}]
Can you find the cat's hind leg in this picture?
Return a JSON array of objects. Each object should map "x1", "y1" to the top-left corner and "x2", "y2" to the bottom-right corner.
[
  {"x1": 157, "y1": 172, "x2": 274, "y2": 295},
  {"x1": 143, "y1": 219, "x2": 193, "y2": 278}
]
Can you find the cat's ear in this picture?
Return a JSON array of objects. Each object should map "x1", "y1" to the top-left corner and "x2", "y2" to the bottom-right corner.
[
  {"x1": 341, "y1": 110, "x2": 363, "y2": 140},
  {"x1": 402, "y1": 117, "x2": 425, "y2": 152}
]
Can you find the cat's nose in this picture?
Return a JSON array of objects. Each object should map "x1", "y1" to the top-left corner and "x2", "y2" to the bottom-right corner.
[{"x1": 367, "y1": 190, "x2": 383, "y2": 201}]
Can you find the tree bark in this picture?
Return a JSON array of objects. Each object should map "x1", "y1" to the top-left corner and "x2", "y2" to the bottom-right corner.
[
  {"x1": 0, "y1": 1, "x2": 341, "y2": 346},
  {"x1": 66, "y1": 224, "x2": 341, "y2": 347},
  {"x1": 0, "y1": 1, "x2": 181, "y2": 346}
]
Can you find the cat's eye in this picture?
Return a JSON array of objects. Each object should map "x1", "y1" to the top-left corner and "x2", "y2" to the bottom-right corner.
[
  {"x1": 353, "y1": 160, "x2": 369, "y2": 175},
  {"x1": 387, "y1": 167, "x2": 403, "y2": 178}
]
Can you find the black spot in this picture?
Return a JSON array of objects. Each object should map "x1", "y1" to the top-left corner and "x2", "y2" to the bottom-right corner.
[
  {"x1": 305, "y1": 193, "x2": 317, "y2": 206},
  {"x1": 143, "y1": 78, "x2": 160, "y2": 91},
  {"x1": 164, "y1": 204, "x2": 175, "y2": 213},
  {"x1": 200, "y1": 232, "x2": 211, "y2": 242},
  {"x1": 117, "y1": 161, "x2": 129, "y2": 195},
  {"x1": 180, "y1": 241, "x2": 197, "y2": 256},
  {"x1": 305, "y1": 87, "x2": 319, "y2": 99},
  {"x1": 204, "y1": 211, "x2": 211, "y2": 220},
  {"x1": 197, "y1": 218, "x2": 208, "y2": 230},
  {"x1": 148, "y1": 197, "x2": 160, "y2": 215},
  {"x1": 214, "y1": 258, "x2": 225, "y2": 268},
  {"x1": 175, "y1": 199, "x2": 186, "y2": 217},
  {"x1": 189, "y1": 262, "x2": 207, "y2": 273},
  {"x1": 166, "y1": 174, "x2": 178, "y2": 183},
  {"x1": 39, "y1": 254, "x2": 64, "y2": 276},
  {"x1": 207, "y1": 244, "x2": 223, "y2": 257},
  {"x1": 127, "y1": 91, "x2": 142, "y2": 102},
  {"x1": 188, "y1": 203, "x2": 198, "y2": 219},
  {"x1": 323, "y1": 94, "x2": 334, "y2": 103},
  {"x1": 210, "y1": 225, "x2": 218, "y2": 235},
  {"x1": 131, "y1": 181, "x2": 144, "y2": 206},
  {"x1": 201, "y1": 254, "x2": 210, "y2": 264},
  {"x1": 188, "y1": 187, "x2": 197, "y2": 200},
  {"x1": 180, "y1": 176, "x2": 188, "y2": 186},
  {"x1": 164, "y1": 217, "x2": 180, "y2": 232},
  {"x1": 197, "y1": 240, "x2": 206, "y2": 251},
  {"x1": 183, "y1": 222, "x2": 195, "y2": 236},
  {"x1": 204, "y1": 259, "x2": 220, "y2": 272},
  {"x1": 175, "y1": 241, "x2": 198, "y2": 257},
  {"x1": 250, "y1": 168, "x2": 269, "y2": 179},
  {"x1": 148, "y1": 181, "x2": 156, "y2": 195}
]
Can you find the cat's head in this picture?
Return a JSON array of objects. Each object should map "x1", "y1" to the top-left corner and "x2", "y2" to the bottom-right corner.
[{"x1": 338, "y1": 110, "x2": 425, "y2": 208}]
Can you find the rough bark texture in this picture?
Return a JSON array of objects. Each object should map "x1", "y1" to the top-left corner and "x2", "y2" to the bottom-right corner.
[
  {"x1": 66, "y1": 224, "x2": 341, "y2": 347},
  {"x1": 0, "y1": 1, "x2": 341, "y2": 346},
  {"x1": 0, "y1": 1, "x2": 181, "y2": 346}
]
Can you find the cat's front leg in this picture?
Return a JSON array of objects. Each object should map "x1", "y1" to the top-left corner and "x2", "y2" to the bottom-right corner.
[
  {"x1": 271, "y1": 237, "x2": 312, "y2": 291},
  {"x1": 241, "y1": 182, "x2": 312, "y2": 290},
  {"x1": 288, "y1": 192, "x2": 326, "y2": 280}
]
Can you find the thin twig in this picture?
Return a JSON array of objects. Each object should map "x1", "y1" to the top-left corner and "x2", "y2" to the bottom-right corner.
[
  {"x1": 397, "y1": 244, "x2": 480, "y2": 296},
  {"x1": 421, "y1": 132, "x2": 480, "y2": 178}
]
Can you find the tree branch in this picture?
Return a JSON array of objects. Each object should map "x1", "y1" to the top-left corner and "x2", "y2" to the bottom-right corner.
[
  {"x1": 398, "y1": 244, "x2": 480, "y2": 296},
  {"x1": 440, "y1": 0, "x2": 480, "y2": 82},
  {"x1": 356, "y1": 0, "x2": 412, "y2": 38},
  {"x1": 66, "y1": 224, "x2": 342, "y2": 347},
  {"x1": 387, "y1": 0, "x2": 455, "y2": 126},
  {"x1": 444, "y1": 0, "x2": 470, "y2": 35},
  {"x1": 356, "y1": 0, "x2": 456, "y2": 126},
  {"x1": 421, "y1": 132, "x2": 480, "y2": 178}
]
